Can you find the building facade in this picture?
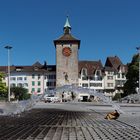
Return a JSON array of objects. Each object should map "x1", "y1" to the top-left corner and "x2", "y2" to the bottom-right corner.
[
  {"x1": 0, "y1": 17, "x2": 127, "y2": 97},
  {"x1": 0, "y1": 62, "x2": 56, "y2": 95},
  {"x1": 78, "y1": 60, "x2": 104, "y2": 92},
  {"x1": 54, "y1": 17, "x2": 80, "y2": 87},
  {"x1": 104, "y1": 56, "x2": 127, "y2": 97}
]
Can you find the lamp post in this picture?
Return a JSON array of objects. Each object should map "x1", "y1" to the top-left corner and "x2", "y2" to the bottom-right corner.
[
  {"x1": 136, "y1": 47, "x2": 140, "y2": 94},
  {"x1": 5, "y1": 46, "x2": 12, "y2": 102}
]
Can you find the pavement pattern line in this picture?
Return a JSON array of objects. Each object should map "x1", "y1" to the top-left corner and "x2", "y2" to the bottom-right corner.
[{"x1": 0, "y1": 108, "x2": 140, "y2": 140}]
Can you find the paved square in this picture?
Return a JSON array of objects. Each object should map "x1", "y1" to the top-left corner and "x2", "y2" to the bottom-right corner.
[{"x1": 0, "y1": 102, "x2": 140, "y2": 140}]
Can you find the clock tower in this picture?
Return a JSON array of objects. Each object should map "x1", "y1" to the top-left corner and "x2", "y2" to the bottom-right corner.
[{"x1": 54, "y1": 17, "x2": 80, "y2": 87}]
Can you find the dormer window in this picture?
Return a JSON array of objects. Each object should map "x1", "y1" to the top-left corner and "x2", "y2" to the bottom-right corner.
[
  {"x1": 15, "y1": 67, "x2": 23, "y2": 72},
  {"x1": 82, "y1": 68, "x2": 87, "y2": 76},
  {"x1": 81, "y1": 68, "x2": 88, "y2": 80},
  {"x1": 16, "y1": 68, "x2": 21, "y2": 72},
  {"x1": 34, "y1": 67, "x2": 38, "y2": 71},
  {"x1": 94, "y1": 70, "x2": 102, "y2": 81},
  {"x1": 96, "y1": 70, "x2": 101, "y2": 76}
]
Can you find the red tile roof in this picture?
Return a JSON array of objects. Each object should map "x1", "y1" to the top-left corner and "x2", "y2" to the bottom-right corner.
[
  {"x1": 104, "y1": 56, "x2": 127, "y2": 73},
  {"x1": 78, "y1": 60, "x2": 103, "y2": 76},
  {"x1": 105, "y1": 56, "x2": 121, "y2": 70},
  {"x1": 0, "y1": 63, "x2": 56, "y2": 73}
]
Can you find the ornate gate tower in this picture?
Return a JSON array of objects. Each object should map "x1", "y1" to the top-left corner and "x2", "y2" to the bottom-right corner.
[{"x1": 54, "y1": 17, "x2": 80, "y2": 87}]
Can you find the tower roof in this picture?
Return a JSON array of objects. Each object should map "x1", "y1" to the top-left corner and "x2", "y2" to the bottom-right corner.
[
  {"x1": 64, "y1": 16, "x2": 71, "y2": 29},
  {"x1": 54, "y1": 17, "x2": 80, "y2": 48}
]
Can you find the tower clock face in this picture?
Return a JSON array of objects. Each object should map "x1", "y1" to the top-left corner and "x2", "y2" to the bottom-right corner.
[{"x1": 62, "y1": 47, "x2": 72, "y2": 57}]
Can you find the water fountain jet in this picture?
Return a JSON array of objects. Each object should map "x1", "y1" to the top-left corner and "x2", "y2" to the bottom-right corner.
[
  {"x1": 0, "y1": 94, "x2": 39, "y2": 116},
  {"x1": 43, "y1": 85, "x2": 125, "y2": 114}
]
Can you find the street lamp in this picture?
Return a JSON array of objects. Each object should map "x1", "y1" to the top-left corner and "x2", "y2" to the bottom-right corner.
[
  {"x1": 136, "y1": 47, "x2": 140, "y2": 94},
  {"x1": 5, "y1": 46, "x2": 12, "y2": 102}
]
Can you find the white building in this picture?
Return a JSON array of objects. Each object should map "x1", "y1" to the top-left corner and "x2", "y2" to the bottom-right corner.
[
  {"x1": 0, "y1": 62, "x2": 56, "y2": 95},
  {"x1": 104, "y1": 56, "x2": 127, "y2": 97}
]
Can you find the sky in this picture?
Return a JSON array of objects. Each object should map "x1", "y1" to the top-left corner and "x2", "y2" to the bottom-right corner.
[{"x1": 0, "y1": 0, "x2": 140, "y2": 66}]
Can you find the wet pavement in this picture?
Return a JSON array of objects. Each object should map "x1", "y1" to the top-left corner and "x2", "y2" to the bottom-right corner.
[{"x1": 0, "y1": 102, "x2": 140, "y2": 140}]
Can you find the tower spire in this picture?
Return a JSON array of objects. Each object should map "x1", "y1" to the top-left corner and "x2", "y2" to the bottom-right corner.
[{"x1": 63, "y1": 16, "x2": 71, "y2": 34}]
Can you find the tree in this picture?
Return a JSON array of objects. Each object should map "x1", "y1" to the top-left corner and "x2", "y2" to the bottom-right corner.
[
  {"x1": 71, "y1": 92, "x2": 76, "y2": 100},
  {"x1": 123, "y1": 54, "x2": 139, "y2": 97},
  {"x1": 112, "y1": 93, "x2": 121, "y2": 101},
  {"x1": 0, "y1": 72, "x2": 7, "y2": 98},
  {"x1": 11, "y1": 87, "x2": 30, "y2": 100}
]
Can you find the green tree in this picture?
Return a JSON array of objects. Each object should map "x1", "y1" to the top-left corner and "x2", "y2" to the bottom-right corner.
[
  {"x1": 71, "y1": 92, "x2": 76, "y2": 100},
  {"x1": 0, "y1": 72, "x2": 7, "y2": 98},
  {"x1": 123, "y1": 54, "x2": 139, "y2": 97},
  {"x1": 11, "y1": 87, "x2": 30, "y2": 100},
  {"x1": 112, "y1": 93, "x2": 121, "y2": 101}
]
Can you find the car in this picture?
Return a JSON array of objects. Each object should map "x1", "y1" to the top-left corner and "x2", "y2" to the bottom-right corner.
[
  {"x1": 44, "y1": 97, "x2": 52, "y2": 103},
  {"x1": 43, "y1": 95, "x2": 60, "y2": 103}
]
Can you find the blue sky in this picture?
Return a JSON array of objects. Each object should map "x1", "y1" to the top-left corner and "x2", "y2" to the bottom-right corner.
[{"x1": 0, "y1": 0, "x2": 140, "y2": 66}]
